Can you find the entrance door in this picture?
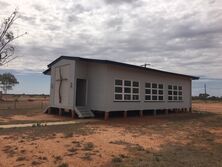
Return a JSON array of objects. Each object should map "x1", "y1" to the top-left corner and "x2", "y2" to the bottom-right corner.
[{"x1": 76, "y1": 79, "x2": 87, "y2": 106}]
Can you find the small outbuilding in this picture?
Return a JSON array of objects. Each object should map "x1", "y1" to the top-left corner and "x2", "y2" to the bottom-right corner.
[{"x1": 43, "y1": 56, "x2": 199, "y2": 119}]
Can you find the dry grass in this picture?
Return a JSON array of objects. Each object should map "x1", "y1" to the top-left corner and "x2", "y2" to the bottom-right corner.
[
  {"x1": 0, "y1": 95, "x2": 73, "y2": 125},
  {"x1": 0, "y1": 123, "x2": 95, "y2": 141},
  {"x1": 0, "y1": 100, "x2": 222, "y2": 166}
]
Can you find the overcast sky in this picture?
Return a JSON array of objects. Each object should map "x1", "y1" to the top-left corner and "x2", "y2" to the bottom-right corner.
[{"x1": 0, "y1": 0, "x2": 221, "y2": 95}]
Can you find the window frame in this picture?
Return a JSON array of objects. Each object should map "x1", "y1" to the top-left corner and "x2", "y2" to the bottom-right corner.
[
  {"x1": 168, "y1": 85, "x2": 183, "y2": 102},
  {"x1": 114, "y1": 79, "x2": 140, "y2": 102},
  {"x1": 145, "y1": 82, "x2": 164, "y2": 102}
]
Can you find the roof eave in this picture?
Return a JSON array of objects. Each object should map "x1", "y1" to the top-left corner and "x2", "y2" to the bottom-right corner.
[{"x1": 43, "y1": 68, "x2": 51, "y2": 75}]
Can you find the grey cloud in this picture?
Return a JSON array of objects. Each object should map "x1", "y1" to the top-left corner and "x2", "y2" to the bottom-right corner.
[
  {"x1": 106, "y1": 17, "x2": 123, "y2": 30},
  {"x1": 46, "y1": 24, "x2": 61, "y2": 31},
  {"x1": 171, "y1": 23, "x2": 222, "y2": 39},
  {"x1": 1, "y1": 0, "x2": 221, "y2": 81},
  {"x1": 67, "y1": 15, "x2": 79, "y2": 23},
  {"x1": 71, "y1": 4, "x2": 88, "y2": 13},
  {"x1": 32, "y1": 4, "x2": 46, "y2": 12},
  {"x1": 104, "y1": 0, "x2": 136, "y2": 5},
  {"x1": 19, "y1": 15, "x2": 36, "y2": 25},
  {"x1": 0, "y1": 1, "x2": 9, "y2": 9}
]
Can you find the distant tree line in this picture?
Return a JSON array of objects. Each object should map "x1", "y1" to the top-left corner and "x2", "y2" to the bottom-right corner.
[{"x1": 192, "y1": 93, "x2": 222, "y2": 101}]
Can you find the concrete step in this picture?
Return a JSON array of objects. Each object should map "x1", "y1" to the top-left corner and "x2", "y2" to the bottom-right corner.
[{"x1": 74, "y1": 106, "x2": 94, "y2": 118}]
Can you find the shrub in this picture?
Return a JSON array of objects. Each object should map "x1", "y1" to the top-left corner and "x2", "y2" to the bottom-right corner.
[
  {"x1": 83, "y1": 142, "x2": 94, "y2": 151},
  {"x1": 112, "y1": 156, "x2": 123, "y2": 163},
  {"x1": 16, "y1": 156, "x2": 26, "y2": 161}
]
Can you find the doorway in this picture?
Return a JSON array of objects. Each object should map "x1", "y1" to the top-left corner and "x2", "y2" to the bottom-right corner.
[{"x1": 76, "y1": 79, "x2": 87, "y2": 106}]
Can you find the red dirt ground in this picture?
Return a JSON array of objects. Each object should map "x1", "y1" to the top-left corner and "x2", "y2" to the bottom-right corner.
[{"x1": 0, "y1": 101, "x2": 221, "y2": 167}]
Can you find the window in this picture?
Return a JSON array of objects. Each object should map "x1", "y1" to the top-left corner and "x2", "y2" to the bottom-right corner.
[
  {"x1": 145, "y1": 83, "x2": 164, "y2": 101},
  {"x1": 115, "y1": 80, "x2": 122, "y2": 86},
  {"x1": 114, "y1": 80, "x2": 140, "y2": 101},
  {"x1": 168, "y1": 85, "x2": 183, "y2": 101}
]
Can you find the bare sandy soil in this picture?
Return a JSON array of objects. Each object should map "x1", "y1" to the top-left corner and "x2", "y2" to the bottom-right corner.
[
  {"x1": 0, "y1": 109, "x2": 72, "y2": 125},
  {"x1": 0, "y1": 94, "x2": 55, "y2": 125},
  {"x1": 193, "y1": 101, "x2": 222, "y2": 114},
  {"x1": 0, "y1": 101, "x2": 222, "y2": 167}
]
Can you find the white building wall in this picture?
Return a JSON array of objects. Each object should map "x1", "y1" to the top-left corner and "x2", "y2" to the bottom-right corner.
[
  {"x1": 49, "y1": 59, "x2": 192, "y2": 112},
  {"x1": 74, "y1": 61, "x2": 108, "y2": 110},
  {"x1": 87, "y1": 63, "x2": 108, "y2": 110},
  {"x1": 104, "y1": 64, "x2": 192, "y2": 111},
  {"x1": 50, "y1": 59, "x2": 75, "y2": 109}
]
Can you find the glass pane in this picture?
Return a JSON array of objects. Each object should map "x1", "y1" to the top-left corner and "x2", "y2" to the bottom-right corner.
[
  {"x1": 115, "y1": 80, "x2": 122, "y2": 85},
  {"x1": 133, "y1": 81, "x2": 139, "y2": 87},
  {"x1": 133, "y1": 95, "x2": 139, "y2": 100},
  {"x1": 168, "y1": 96, "x2": 172, "y2": 101},
  {"x1": 133, "y1": 88, "x2": 139, "y2": 93},
  {"x1": 179, "y1": 96, "x2": 182, "y2": 101},
  {"x1": 179, "y1": 91, "x2": 182, "y2": 95},
  {"x1": 124, "y1": 80, "x2": 131, "y2": 86},
  {"x1": 152, "y1": 96, "x2": 157, "y2": 100},
  {"x1": 159, "y1": 96, "x2": 163, "y2": 101},
  {"x1": 159, "y1": 90, "x2": 163, "y2": 95},
  {"x1": 145, "y1": 89, "x2": 151, "y2": 94},
  {"x1": 145, "y1": 83, "x2": 151, "y2": 88},
  {"x1": 173, "y1": 86, "x2": 177, "y2": 90},
  {"x1": 168, "y1": 85, "x2": 172, "y2": 89},
  {"x1": 168, "y1": 91, "x2": 172, "y2": 95},
  {"x1": 115, "y1": 87, "x2": 122, "y2": 93},
  {"x1": 145, "y1": 95, "x2": 151, "y2": 101},
  {"x1": 174, "y1": 96, "x2": 177, "y2": 100},
  {"x1": 159, "y1": 84, "x2": 163, "y2": 89},
  {"x1": 124, "y1": 87, "x2": 131, "y2": 93},
  {"x1": 115, "y1": 94, "x2": 122, "y2": 100},
  {"x1": 152, "y1": 83, "x2": 157, "y2": 88},
  {"x1": 152, "y1": 89, "x2": 157, "y2": 94},
  {"x1": 124, "y1": 94, "x2": 131, "y2": 100},
  {"x1": 173, "y1": 91, "x2": 177, "y2": 95},
  {"x1": 179, "y1": 86, "x2": 182, "y2": 90}
]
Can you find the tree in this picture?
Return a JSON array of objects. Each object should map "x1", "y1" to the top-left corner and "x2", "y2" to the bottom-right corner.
[
  {"x1": 0, "y1": 9, "x2": 27, "y2": 65},
  {"x1": 199, "y1": 93, "x2": 210, "y2": 100},
  {"x1": 0, "y1": 73, "x2": 19, "y2": 94}
]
